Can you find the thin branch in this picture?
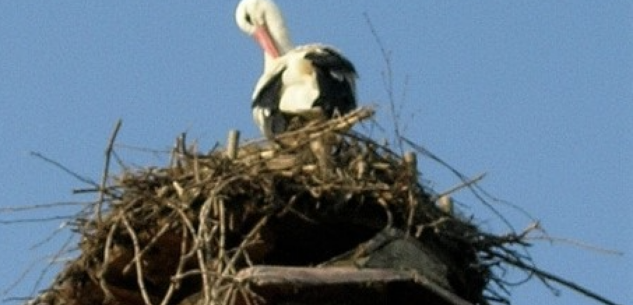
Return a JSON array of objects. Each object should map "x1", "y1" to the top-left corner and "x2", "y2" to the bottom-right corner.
[
  {"x1": 363, "y1": 13, "x2": 405, "y2": 155},
  {"x1": 0, "y1": 201, "x2": 89, "y2": 213},
  {"x1": 122, "y1": 223, "x2": 173, "y2": 274},
  {"x1": 113, "y1": 143, "x2": 172, "y2": 155},
  {"x1": 399, "y1": 136, "x2": 517, "y2": 233},
  {"x1": 499, "y1": 252, "x2": 623, "y2": 305},
  {"x1": 30, "y1": 152, "x2": 98, "y2": 187},
  {"x1": 98, "y1": 220, "x2": 118, "y2": 302},
  {"x1": 96, "y1": 119, "x2": 123, "y2": 222},
  {"x1": 431, "y1": 173, "x2": 487, "y2": 201},
  {"x1": 197, "y1": 196, "x2": 215, "y2": 305},
  {"x1": 122, "y1": 216, "x2": 154, "y2": 305},
  {"x1": 30, "y1": 232, "x2": 77, "y2": 296},
  {"x1": 2, "y1": 245, "x2": 67, "y2": 298},
  {"x1": 221, "y1": 216, "x2": 270, "y2": 277},
  {"x1": 0, "y1": 215, "x2": 74, "y2": 225},
  {"x1": 527, "y1": 235, "x2": 624, "y2": 256},
  {"x1": 160, "y1": 224, "x2": 190, "y2": 305}
]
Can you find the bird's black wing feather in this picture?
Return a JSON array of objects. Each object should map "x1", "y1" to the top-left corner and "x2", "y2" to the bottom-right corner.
[
  {"x1": 304, "y1": 48, "x2": 357, "y2": 117},
  {"x1": 252, "y1": 68, "x2": 288, "y2": 138}
]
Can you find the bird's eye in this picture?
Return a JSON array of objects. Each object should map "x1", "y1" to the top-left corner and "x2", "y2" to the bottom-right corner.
[{"x1": 245, "y1": 14, "x2": 253, "y2": 25}]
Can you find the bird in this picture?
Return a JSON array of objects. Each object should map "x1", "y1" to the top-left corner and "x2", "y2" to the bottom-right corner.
[{"x1": 235, "y1": 0, "x2": 358, "y2": 139}]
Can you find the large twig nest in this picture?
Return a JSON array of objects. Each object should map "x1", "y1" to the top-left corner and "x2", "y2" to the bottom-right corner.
[{"x1": 29, "y1": 108, "x2": 496, "y2": 305}]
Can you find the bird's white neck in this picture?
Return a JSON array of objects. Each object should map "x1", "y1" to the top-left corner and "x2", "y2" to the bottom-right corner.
[
  {"x1": 260, "y1": 3, "x2": 293, "y2": 71},
  {"x1": 266, "y1": 15, "x2": 293, "y2": 52},
  {"x1": 262, "y1": 31, "x2": 291, "y2": 71}
]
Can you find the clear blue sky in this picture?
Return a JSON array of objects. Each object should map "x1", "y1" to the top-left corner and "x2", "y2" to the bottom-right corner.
[{"x1": 1, "y1": 1, "x2": 630, "y2": 304}]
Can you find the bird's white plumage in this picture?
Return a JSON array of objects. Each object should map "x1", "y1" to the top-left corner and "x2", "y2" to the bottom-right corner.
[
  {"x1": 251, "y1": 106, "x2": 270, "y2": 135},
  {"x1": 278, "y1": 50, "x2": 320, "y2": 114}
]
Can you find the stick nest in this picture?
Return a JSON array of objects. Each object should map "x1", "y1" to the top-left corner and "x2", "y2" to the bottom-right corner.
[{"x1": 28, "y1": 108, "x2": 523, "y2": 305}]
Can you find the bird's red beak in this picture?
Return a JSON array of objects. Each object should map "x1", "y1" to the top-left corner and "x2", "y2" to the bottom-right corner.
[{"x1": 253, "y1": 25, "x2": 280, "y2": 58}]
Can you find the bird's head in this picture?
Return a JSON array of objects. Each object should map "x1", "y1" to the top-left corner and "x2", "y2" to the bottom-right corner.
[{"x1": 235, "y1": 0, "x2": 293, "y2": 58}]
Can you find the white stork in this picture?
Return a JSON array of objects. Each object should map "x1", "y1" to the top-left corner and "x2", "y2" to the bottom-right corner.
[{"x1": 235, "y1": 0, "x2": 358, "y2": 139}]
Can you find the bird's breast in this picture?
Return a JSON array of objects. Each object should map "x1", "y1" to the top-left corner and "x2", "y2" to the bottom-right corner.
[{"x1": 278, "y1": 55, "x2": 320, "y2": 114}]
